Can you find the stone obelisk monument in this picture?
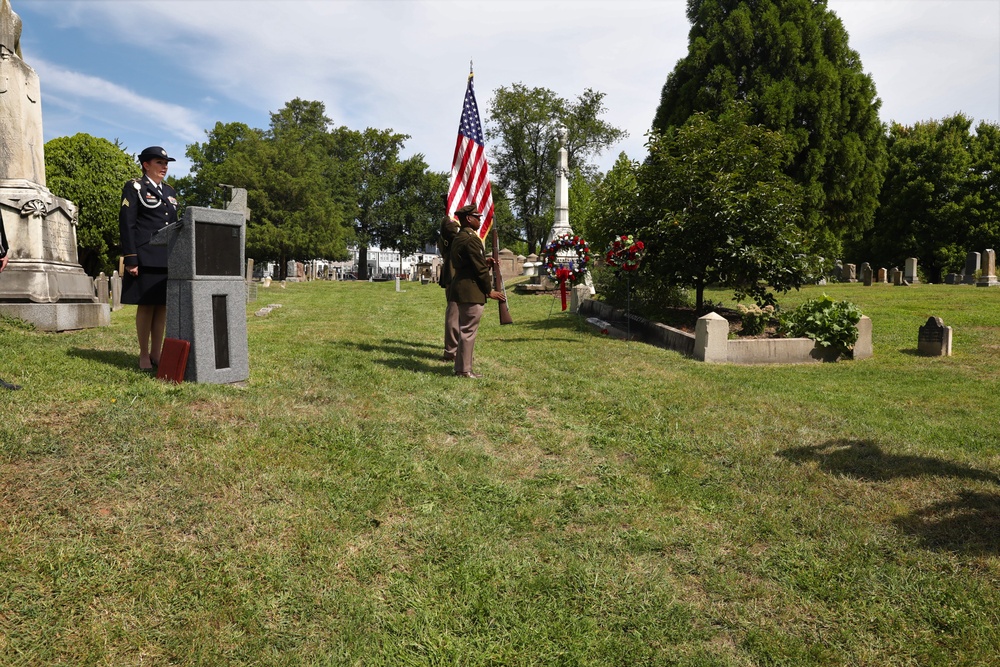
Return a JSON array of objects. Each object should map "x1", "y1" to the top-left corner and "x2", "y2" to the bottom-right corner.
[
  {"x1": 545, "y1": 127, "x2": 573, "y2": 246},
  {"x1": 0, "y1": 0, "x2": 108, "y2": 330},
  {"x1": 544, "y1": 126, "x2": 593, "y2": 295}
]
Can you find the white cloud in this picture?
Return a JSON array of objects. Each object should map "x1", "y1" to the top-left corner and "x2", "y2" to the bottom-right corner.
[
  {"x1": 33, "y1": 58, "x2": 205, "y2": 144},
  {"x1": 20, "y1": 0, "x2": 1000, "y2": 176}
]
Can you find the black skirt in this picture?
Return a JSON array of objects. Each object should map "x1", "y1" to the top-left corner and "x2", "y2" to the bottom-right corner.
[{"x1": 121, "y1": 266, "x2": 167, "y2": 305}]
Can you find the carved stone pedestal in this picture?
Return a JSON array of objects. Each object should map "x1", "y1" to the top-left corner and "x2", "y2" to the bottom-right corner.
[{"x1": 0, "y1": 180, "x2": 109, "y2": 330}]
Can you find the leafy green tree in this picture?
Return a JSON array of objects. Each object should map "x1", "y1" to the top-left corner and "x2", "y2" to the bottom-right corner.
[
  {"x1": 849, "y1": 115, "x2": 1000, "y2": 281},
  {"x1": 653, "y1": 0, "x2": 887, "y2": 255},
  {"x1": 351, "y1": 128, "x2": 442, "y2": 279},
  {"x1": 486, "y1": 84, "x2": 625, "y2": 252},
  {"x1": 179, "y1": 100, "x2": 354, "y2": 276},
  {"x1": 44, "y1": 133, "x2": 137, "y2": 275},
  {"x1": 577, "y1": 153, "x2": 640, "y2": 257},
  {"x1": 638, "y1": 106, "x2": 808, "y2": 311}
]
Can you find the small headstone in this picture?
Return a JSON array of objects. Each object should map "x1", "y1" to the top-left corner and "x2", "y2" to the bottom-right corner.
[
  {"x1": 877, "y1": 268, "x2": 887, "y2": 283},
  {"x1": 246, "y1": 258, "x2": 254, "y2": 283},
  {"x1": 917, "y1": 316, "x2": 952, "y2": 356},
  {"x1": 860, "y1": 263, "x2": 872, "y2": 286},
  {"x1": 945, "y1": 273, "x2": 960, "y2": 285},
  {"x1": 110, "y1": 271, "x2": 123, "y2": 311},
  {"x1": 904, "y1": 257, "x2": 920, "y2": 284},
  {"x1": 94, "y1": 272, "x2": 110, "y2": 304},
  {"x1": 842, "y1": 263, "x2": 856, "y2": 283},
  {"x1": 976, "y1": 249, "x2": 999, "y2": 287},
  {"x1": 891, "y1": 267, "x2": 903, "y2": 286},
  {"x1": 262, "y1": 276, "x2": 272, "y2": 288},
  {"x1": 964, "y1": 252, "x2": 980, "y2": 284}
]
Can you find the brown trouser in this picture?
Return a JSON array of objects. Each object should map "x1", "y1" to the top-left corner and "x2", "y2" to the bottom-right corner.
[
  {"x1": 444, "y1": 300, "x2": 459, "y2": 357},
  {"x1": 454, "y1": 302, "x2": 485, "y2": 375}
]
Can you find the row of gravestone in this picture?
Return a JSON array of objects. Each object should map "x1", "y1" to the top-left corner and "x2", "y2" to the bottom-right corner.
[
  {"x1": 943, "y1": 249, "x2": 1000, "y2": 286},
  {"x1": 837, "y1": 249, "x2": 1000, "y2": 286},
  {"x1": 833, "y1": 258, "x2": 920, "y2": 286}
]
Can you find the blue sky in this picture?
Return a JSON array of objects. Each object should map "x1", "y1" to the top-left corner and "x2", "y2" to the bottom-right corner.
[{"x1": 13, "y1": 0, "x2": 1000, "y2": 178}]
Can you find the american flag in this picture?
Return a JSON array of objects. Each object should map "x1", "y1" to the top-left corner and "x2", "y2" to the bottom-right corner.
[{"x1": 447, "y1": 70, "x2": 494, "y2": 241}]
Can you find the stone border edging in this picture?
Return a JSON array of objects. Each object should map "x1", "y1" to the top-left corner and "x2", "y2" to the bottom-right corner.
[{"x1": 578, "y1": 298, "x2": 872, "y2": 364}]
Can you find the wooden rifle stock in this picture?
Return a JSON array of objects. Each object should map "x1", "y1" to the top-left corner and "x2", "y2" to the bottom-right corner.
[{"x1": 491, "y1": 225, "x2": 513, "y2": 325}]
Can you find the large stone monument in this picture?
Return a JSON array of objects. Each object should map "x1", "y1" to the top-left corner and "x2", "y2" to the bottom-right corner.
[
  {"x1": 546, "y1": 127, "x2": 573, "y2": 246},
  {"x1": 0, "y1": 0, "x2": 108, "y2": 330},
  {"x1": 543, "y1": 127, "x2": 593, "y2": 294}
]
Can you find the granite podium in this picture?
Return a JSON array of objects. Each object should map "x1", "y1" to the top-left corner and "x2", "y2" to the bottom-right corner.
[
  {"x1": 0, "y1": 0, "x2": 108, "y2": 330},
  {"x1": 152, "y1": 201, "x2": 249, "y2": 384}
]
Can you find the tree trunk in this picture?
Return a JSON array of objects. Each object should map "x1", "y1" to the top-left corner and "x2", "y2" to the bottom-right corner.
[
  {"x1": 695, "y1": 279, "x2": 705, "y2": 314},
  {"x1": 358, "y1": 246, "x2": 369, "y2": 279}
]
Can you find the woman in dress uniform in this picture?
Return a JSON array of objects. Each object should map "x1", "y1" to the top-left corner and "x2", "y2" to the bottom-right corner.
[{"x1": 119, "y1": 146, "x2": 178, "y2": 370}]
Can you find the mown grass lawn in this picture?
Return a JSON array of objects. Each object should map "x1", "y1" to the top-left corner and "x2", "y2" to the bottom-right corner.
[{"x1": 1, "y1": 280, "x2": 999, "y2": 666}]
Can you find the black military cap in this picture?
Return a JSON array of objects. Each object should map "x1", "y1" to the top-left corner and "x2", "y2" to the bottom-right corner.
[
  {"x1": 137, "y1": 146, "x2": 176, "y2": 163},
  {"x1": 455, "y1": 204, "x2": 481, "y2": 217}
]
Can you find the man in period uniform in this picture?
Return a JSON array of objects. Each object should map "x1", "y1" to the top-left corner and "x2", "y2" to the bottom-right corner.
[
  {"x1": 447, "y1": 203, "x2": 505, "y2": 378},
  {"x1": 438, "y1": 194, "x2": 461, "y2": 361}
]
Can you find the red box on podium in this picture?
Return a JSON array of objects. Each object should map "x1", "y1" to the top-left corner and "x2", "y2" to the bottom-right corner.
[{"x1": 156, "y1": 338, "x2": 190, "y2": 383}]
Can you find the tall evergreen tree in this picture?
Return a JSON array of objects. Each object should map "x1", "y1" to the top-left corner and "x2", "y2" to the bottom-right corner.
[{"x1": 653, "y1": 0, "x2": 887, "y2": 255}]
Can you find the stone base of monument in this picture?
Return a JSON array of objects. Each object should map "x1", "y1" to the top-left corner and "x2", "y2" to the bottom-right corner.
[
  {"x1": 0, "y1": 181, "x2": 108, "y2": 331},
  {"x1": 976, "y1": 275, "x2": 1000, "y2": 287},
  {"x1": 0, "y1": 301, "x2": 109, "y2": 331},
  {"x1": 166, "y1": 279, "x2": 249, "y2": 384}
]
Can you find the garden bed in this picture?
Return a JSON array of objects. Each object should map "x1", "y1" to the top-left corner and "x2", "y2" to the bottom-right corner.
[{"x1": 579, "y1": 298, "x2": 872, "y2": 364}]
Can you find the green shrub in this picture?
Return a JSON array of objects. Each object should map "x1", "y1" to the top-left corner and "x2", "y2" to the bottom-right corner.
[
  {"x1": 779, "y1": 294, "x2": 862, "y2": 358},
  {"x1": 736, "y1": 303, "x2": 774, "y2": 336}
]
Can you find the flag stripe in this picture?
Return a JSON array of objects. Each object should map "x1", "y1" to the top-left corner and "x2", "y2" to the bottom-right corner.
[{"x1": 447, "y1": 73, "x2": 495, "y2": 241}]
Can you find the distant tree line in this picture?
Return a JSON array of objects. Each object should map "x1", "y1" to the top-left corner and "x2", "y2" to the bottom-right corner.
[
  {"x1": 44, "y1": 99, "x2": 446, "y2": 279},
  {"x1": 42, "y1": 0, "x2": 999, "y2": 297}
]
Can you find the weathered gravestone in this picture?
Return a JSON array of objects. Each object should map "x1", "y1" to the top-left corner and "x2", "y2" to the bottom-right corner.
[
  {"x1": 977, "y1": 249, "x2": 999, "y2": 287},
  {"x1": 904, "y1": 257, "x2": 920, "y2": 284},
  {"x1": 110, "y1": 270, "x2": 122, "y2": 311},
  {"x1": 918, "y1": 316, "x2": 952, "y2": 356},
  {"x1": 945, "y1": 273, "x2": 961, "y2": 285},
  {"x1": 842, "y1": 263, "x2": 856, "y2": 283},
  {"x1": 860, "y1": 262, "x2": 872, "y2": 286},
  {"x1": 891, "y1": 267, "x2": 904, "y2": 286},
  {"x1": 964, "y1": 252, "x2": 981, "y2": 284},
  {"x1": 877, "y1": 267, "x2": 887, "y2": 283},
  {"x1": 94, "y1": 272, "x2": 109, "y2": 304}
]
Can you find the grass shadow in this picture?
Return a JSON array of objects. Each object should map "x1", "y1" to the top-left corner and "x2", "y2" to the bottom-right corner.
[
  {"x1": 778, "y1": 439, "x2": 1000, "y2": 485},
  {"x1": 67, "y1": 347, "x2": 137, "y2": 372},
  {"x1": 894, "y1": 491, "x2": 1000, "y2": 555}
]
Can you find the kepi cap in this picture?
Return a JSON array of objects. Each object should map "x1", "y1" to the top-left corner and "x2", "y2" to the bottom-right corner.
[
  {"x1": 455, "y1": 204, "x2": 481, "y2": 217},
  {"x1": 137, "y1": 146, "x2": 176, "y2": 163}
]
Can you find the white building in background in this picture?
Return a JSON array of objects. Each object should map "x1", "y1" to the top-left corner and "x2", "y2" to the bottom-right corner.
[{"x1": 346, "y1": 244, "x2": 438, "y2": 279}]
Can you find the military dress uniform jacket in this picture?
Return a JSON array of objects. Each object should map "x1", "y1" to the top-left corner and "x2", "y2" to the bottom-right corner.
[
  {"x1": 447, "y1": 227, "x2": 492, "y2": 305},
  {"x1": 119, "y1": 176, "x2": 178, "y2": 268},
  {"x1": 437, "y1": 215, "x2": 460, "y2": 288}
]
